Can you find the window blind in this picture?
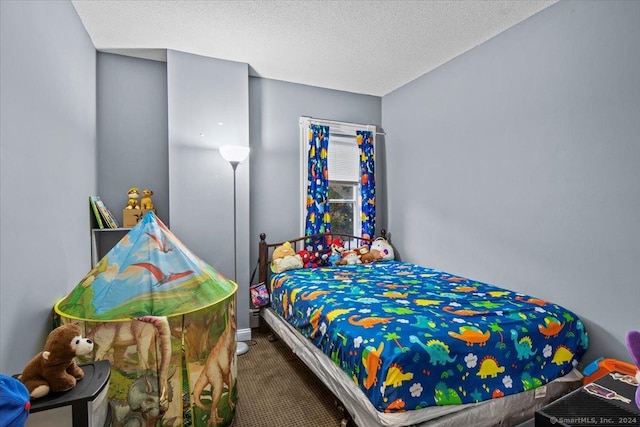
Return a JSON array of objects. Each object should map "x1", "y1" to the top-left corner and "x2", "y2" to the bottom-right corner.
[{"x1": 328, "y1": 138, "x2": 359, "y2": 182}]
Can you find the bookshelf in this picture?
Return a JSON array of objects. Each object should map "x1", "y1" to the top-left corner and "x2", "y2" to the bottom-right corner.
[
  {"x1": 89, "y1": 196, "x2": 130, "y2": 267},
  {"x1": 90, "y1": 227, "x2": 131, "y2": 267}
]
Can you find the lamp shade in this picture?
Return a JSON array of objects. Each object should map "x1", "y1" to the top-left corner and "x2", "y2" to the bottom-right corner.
[{"x1": 220, "y1": 145, "x2": 250, "y2": 163}]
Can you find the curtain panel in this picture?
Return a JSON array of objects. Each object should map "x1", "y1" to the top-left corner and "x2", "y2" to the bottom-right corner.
[
  {"x1": 305, "y1": 124, "x2": 330, "y2": 249},
  {"x1": 357, "y1": 130, "x2": 375, "y2": 239}
]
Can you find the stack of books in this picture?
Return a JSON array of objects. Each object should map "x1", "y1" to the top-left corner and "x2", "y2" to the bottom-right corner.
[{"x1": 90, "y1": 196, "x2": 120, "y2": 229}]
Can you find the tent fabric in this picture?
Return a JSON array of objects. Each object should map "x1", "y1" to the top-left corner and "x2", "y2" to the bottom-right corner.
[{"x1": 56, "y1": 211, "x2": 236, "y2": 321}]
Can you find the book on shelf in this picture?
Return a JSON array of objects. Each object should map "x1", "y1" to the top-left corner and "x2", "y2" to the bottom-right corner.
[
  {"x1": 89, "y1": 196, "x2": 104, "y2": 229},
  {"x1": 97, "y1": 199, "x2": 120, "y2": 229},
  {"x1": 90, "y1": 196, "x2": 120, "y2": 229}
]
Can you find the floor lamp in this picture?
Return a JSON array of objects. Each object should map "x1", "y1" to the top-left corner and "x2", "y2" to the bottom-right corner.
[{"x1": 219, "y1": 145, "x2": 251, "y2": 356}]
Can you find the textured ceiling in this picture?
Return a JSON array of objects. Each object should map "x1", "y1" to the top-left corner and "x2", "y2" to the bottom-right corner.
[{"x1": 71, "y1": 0, "x2": 557, "y2": 96}]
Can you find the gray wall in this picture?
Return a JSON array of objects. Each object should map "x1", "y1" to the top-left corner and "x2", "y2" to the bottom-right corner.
[
  {"x1": 382, "y1": 0, "x2": 640, "y2": 364},
  {"x1": 96, "y1": 53, "x2": 168, "y2": 257},
  {"x1": 167, "y1": 50, "x2": 252, "y2": 333},
  {"x1": 0, "y1": 1, "x2": 97, "y2": 374},
  {"x1": 248, "y1": 77, "x2": 383, "y2": 268},
  {"x1": 97, "y1": 53, "x2": 169, "y2": 226}
]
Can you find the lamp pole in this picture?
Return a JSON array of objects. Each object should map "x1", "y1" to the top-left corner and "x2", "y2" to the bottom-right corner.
[
  {"x1": 220, "y1": 145, "x2": 251, "y2": 356},
  {"x1": 231, "y1": 160, "x2": 249, "y2": 356},
  {"x1": 230, "y1": 160, "x2": 239, "y2": 284}
]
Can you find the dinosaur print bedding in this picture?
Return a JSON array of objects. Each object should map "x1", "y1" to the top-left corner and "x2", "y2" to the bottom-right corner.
[{"x1": 269, "y1": 261, "x2": 588, "y2": 413}]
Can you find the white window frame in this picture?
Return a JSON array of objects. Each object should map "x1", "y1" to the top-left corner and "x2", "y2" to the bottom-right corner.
[{"x1": 299, "y1": 117, "x2": 376, "y2": 237}]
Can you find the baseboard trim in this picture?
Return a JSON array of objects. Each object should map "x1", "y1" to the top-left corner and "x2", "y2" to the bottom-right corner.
[{"x1": 237, "y1": 328, "x2": 252, "y2": 342}]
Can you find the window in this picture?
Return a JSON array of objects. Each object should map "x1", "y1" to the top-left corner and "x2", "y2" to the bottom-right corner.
[
  {"x1": 327, "y1": 136, "x2": 360, "y2": 235},
  {"x1": 300, "y1": 117, "x2": 376, "y2": 238}
]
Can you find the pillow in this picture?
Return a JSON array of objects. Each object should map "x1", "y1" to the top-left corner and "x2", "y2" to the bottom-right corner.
[
  {"x1": 271, "y1": 243, "x2": 304, "y2": 274},
  {"x1": 271, "y1": 255, "x2": 303, "y2": 273},
  {"x1": 370, "y1": 237, "x2": 395, "y2": 261}
]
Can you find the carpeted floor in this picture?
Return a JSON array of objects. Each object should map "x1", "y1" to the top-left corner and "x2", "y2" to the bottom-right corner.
[{"x1": 234, "y1": 326, "x2": 346, "y2": 427}]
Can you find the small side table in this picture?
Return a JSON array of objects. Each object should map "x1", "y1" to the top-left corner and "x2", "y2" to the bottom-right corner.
[
  {"x1": 535, "y1": 370, "x2": 639, "y2": 426},
  {"x1": 25, "y1": 360, "x2": 111, "y2": 427}
]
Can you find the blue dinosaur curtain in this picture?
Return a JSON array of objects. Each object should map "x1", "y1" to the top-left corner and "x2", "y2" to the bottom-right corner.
[
  {"x1": 305, "y1": 124, "x2": 330, "y2": 249},
  {"x1": 357, "y1": 130, "x2": 375, "y2": 239}
]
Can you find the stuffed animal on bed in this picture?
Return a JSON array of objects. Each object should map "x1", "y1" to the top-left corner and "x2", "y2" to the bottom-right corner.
[
  {"x1": 328, "y1": 238, "x2": 344, "y2": 266},
  {"x1": 357, "y1": 245, "x2": 383, "y2": 264},
  {"x1": 314, "y1": 248, "x2": 331, "y2": 267},
  {"x1": 338, "y1": 250, "x2": 362, "y2": 265},
  {"x1": 625, "y1": 330, "x2": 640, "y2": 408},
  {"x1": 271, "y1": 241, "x2": 303, "y2": 273},
  {"x1": 19, "y1": 323, "x2": 94, "y2": 398},
  {"x1": 297, "y1": 249, "x2": 318, "y2": 269},
  {"x1": 370, "y1": 237, "x2": 395, "y2": 261}
]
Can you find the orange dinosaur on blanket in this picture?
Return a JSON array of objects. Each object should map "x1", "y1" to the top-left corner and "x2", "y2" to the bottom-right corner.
[
  {"x1": 443, "y1": 306, "x2": 489, "y2": 316},
  {"x1": 348, "y1": 315, "x2": 394, "y2": 329},
  {"x1": 538, "y1": 318, "x2": 565, "y2": 338},
  {"x1": 385, "y1": 398, "x2": 405, "y2": 413},
  {"x1": 516, "y1": 296, "x2": 548, "y2": 306},
  {"x1": 452, "y1": 285, "x2": 477, "y2": 293},
  {"x1": 300, "y1": 290, "x2": 331, "y2": 300},
  {"x1": 272, "y1": 276, "x2": 290, "y2": 289},
  {"x1": 448, "y1": 326, "x2": 491, "y2": 346},
  {"x1": 362, "y1": 342, "x2": 384, "y2": 389},
  {"x1": 309, "y1": 305, "x2": 325, "y2": 338}
]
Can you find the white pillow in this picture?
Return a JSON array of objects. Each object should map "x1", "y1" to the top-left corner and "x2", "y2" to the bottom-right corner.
[{"x1": 271, "y1": 254, "x2": 303, "y2": 273}]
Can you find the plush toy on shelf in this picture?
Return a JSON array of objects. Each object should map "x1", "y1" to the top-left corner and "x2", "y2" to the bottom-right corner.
[
  {"x1": 125, "y1": 187, "x2": 140, "y2": 210},
  {"x1": 140, "y1": 188, "x2": 154, "y2": 210},
  {"x1": 625, "y1": 330, "x2": 640, "y2": 408},
  {"x1": 18, "y1": 323, "x2": 94, "y2": 398}
]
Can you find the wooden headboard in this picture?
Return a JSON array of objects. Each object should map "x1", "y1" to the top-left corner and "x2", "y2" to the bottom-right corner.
[{"x1": 257, "y1": 230, "x2": 387, "y2": 284}]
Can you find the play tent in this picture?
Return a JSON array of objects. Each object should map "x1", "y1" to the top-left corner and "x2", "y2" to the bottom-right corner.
[{"x1": 55, "y1": 212, "x2": 237, "y2": 427}]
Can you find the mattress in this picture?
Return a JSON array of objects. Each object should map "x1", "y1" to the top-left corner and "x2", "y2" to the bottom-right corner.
[{"x1": 261, "y1": 307, "x2": 582, "y2": 427}]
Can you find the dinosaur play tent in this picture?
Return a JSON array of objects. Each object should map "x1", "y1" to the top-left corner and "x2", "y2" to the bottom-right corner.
[{"x1": 55, "y1": 211, "x2": 237, "y2": 427}]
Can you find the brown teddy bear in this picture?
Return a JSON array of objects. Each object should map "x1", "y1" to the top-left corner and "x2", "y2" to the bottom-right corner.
[
  {"x1": 358, "y1": 245, "x2": 383, "y2": 264},
  {"x1": 19, "y1": 323, "x2": 94, "y2": 398}
]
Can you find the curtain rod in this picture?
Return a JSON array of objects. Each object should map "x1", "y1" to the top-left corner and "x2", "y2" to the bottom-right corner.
[{"x1": 299, "y1": 116, "x2": 386, "y2": 136}]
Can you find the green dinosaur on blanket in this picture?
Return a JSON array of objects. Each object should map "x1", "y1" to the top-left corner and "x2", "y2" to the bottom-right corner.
[
  {"x1": 409, "y1": 336, "x2": 457, "y2": 365},
  {"x1": 434, "y1": 382, "x2": 462, "y2": 405},
  {"x1": 510, "y1": 329, "x2": 538, "y2": 360}
]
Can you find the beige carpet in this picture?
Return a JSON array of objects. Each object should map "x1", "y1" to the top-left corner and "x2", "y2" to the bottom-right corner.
[{"x1": 234, "y1": 326, "x2": 346, "y2": 427}]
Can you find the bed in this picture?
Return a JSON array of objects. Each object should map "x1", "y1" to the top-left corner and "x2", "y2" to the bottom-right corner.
[{"x1": 257, "y1": 231, "x2": 588, "y2": 426}]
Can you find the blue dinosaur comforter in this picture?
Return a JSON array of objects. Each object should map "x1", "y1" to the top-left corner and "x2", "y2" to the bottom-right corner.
[{"x1": 269, "y1": 261, "x2": 588, "y2": 413}]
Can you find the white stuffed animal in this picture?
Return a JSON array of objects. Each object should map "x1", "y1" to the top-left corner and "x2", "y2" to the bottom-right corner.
[{"x1": 370, "y1": 237, "x2": 395, "y2": 261}]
